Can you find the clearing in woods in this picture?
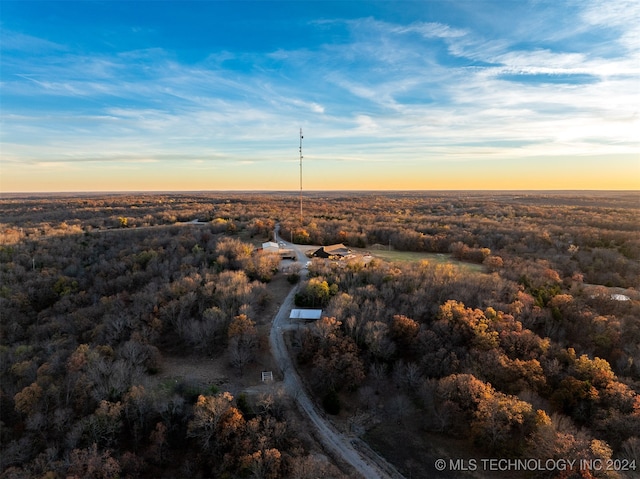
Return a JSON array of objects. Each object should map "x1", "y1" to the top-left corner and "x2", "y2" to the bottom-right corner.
[
  {"x1": 153, "y1": 274, "x2": 293, "y2": 393},
  {"x1": 357, "y1": 248, "x2": 485, "y2": 272}
]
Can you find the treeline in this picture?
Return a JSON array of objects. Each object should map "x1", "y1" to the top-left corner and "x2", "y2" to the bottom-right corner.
[
  {"x1": 292, "y1": 257, "x2": 640, "y2": 477},
  {"x1": 0, "y1": 225, "x2": 339, "y2": 478},
  {"x1": 0, "y1": 193, "x2": 283, "y2": 240},
  {"x1": 277, "y1": 193, "x2": 640, "y2": 288},
  {"x1": 2, "y1": 192, "x2": 638, "y2": 288}
]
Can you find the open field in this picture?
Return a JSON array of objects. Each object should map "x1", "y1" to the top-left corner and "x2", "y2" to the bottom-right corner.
[{"x1": 356, "y1": 248, "x2": 485, "y2": 272}]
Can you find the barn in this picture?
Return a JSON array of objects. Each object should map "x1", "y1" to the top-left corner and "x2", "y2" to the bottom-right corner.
[{"x1": 312, "y1": 243, "x2": 351, "y2": 259}]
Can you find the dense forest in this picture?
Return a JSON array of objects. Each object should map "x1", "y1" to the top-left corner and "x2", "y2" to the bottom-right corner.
[{"x1": 0, "y1": 191, "x2": 638, "y2": 478}]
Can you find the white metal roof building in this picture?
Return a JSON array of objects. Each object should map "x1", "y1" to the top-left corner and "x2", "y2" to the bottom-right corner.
[
  {"x1": 611, "y1": 294, "x2": 630, "y2": 301},
  {"x1": 289, "y1": 309, "x2": 323, "y2": 320},
  {"x1": 262, "y1": 241, "x2": 279, "y2": 253}
]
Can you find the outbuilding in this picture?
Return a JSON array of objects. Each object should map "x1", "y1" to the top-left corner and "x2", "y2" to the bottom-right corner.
[
  {"x1": 611, "y1": 294, "x2": 630, "y2": 301},
  {"x1": 289, "y1": 309, "x2": 323, "y2": 321},
  {"x1": 312, "y1": 243, "x2": 351, "y2": 259},
  {"x1": 262, "y1": 241, "x2": 280, "y2": 254}
]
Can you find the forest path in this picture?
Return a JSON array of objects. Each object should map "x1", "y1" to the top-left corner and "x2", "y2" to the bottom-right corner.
[{"x1": 269, "y1": 227, "x2": 404, "y2": 479}]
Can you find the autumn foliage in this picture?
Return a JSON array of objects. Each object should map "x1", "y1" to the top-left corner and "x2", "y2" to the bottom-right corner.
[{"x1": 1, "y1": 191, "x2": 638, "y2": 478}]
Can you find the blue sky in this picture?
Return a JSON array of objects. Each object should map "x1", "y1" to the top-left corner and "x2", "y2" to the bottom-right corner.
[{"x1": 1, "y1": 0, "x2": 639, "y2": 191}]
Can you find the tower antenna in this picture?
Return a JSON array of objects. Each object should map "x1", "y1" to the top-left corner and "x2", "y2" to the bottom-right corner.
[{"x1": 299, "y1": 128, "x2": 303, "y2": 224}]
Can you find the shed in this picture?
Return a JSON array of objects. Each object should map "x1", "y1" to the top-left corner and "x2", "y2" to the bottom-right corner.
[
  {"x1": 262, "y1": 241, "x2": 280, "y2": 253},
  {"x1": 289, "y1": 309, "x2": 323, "y2": 321},
  {"x1": 611, "y1": 294, "x2": 630, "y2": 301}
]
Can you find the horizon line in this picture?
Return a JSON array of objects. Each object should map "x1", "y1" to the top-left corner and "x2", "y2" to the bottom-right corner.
[{"x1": 2, "y1": 188, "x2": 639, "y2": 197}]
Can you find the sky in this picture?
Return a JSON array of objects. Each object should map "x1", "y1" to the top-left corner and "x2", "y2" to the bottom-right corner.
[{"x1": 1, "y1": 0, "x2": 639, "y2": 192}]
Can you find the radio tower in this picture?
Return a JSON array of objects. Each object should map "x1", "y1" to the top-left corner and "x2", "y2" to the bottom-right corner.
[{"x1": 299, "y1": 128, "x2": 303, "y2": 224}]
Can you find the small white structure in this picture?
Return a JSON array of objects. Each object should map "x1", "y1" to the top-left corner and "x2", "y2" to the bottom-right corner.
[
  {"x1": 611, "y1": 294, "x2": 630, "y2": 301},
  {"x1": 262, "y1": 241, "x2": 279, "y2": 253},
  {"x1": 261, "y1": 371, "x2": 273, "y2": 382},
  {"x1": 289, "y1": 309, "x2": 323, "y2": 321}
]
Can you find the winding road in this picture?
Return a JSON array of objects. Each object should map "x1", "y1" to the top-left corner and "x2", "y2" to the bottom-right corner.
[{"x1": 269, "y1": 226, "x2": 404, "y2": 479}]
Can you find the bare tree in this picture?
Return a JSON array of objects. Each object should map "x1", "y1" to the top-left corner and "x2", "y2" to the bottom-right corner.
[{"x1": 387, "y1": 394, "x2": 412, "y2": 425}]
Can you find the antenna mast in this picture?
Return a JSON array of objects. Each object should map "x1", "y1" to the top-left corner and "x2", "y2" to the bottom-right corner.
[{"x1": 299, "y1": 128, "x2": 303, "y2": 224}]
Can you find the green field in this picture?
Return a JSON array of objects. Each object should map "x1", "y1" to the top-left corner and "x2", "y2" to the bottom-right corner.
[{"x1": 354, "y1": 248, "x2": 485, "y2": 273}]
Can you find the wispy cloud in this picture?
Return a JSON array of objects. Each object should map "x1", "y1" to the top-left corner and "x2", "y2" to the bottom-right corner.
[
  {"x1": 1, "y1": 0, "x2": 638, "y2": 191},
  {"x1": 0, "y1": 29, "x2": 66, "y2": 53}
]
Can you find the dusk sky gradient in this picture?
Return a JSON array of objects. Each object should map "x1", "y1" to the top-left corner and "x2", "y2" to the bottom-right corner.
[{"x1": 1, "y1": 0, "x2": 639, "y2": 192}]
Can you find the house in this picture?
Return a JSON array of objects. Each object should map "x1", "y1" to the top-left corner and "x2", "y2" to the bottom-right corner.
[
  {"x1": 279, "y1": 248, "x2": 296, "y2": 260},
  {"x1": 312, "y1": 243, "x2": 352, "y2": 259}
]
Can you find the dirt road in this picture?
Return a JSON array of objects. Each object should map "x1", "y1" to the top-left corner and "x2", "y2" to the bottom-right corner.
[{"x1": 269, "y1": 227, "x2": 403, "y2": 479}]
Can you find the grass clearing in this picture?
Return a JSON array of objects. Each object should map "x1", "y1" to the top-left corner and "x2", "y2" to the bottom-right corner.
[{"x1": 355, "y1": 248, "x2": 485, "y2": 273}]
